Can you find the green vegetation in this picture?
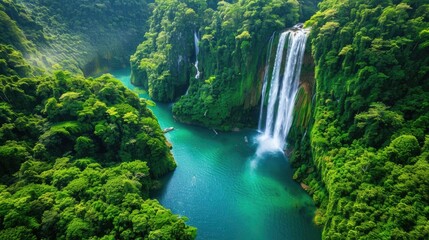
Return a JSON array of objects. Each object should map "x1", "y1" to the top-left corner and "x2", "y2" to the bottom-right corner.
[
  {"x1": 131, "y1": 0, "x2": 206, "y2": 101},
  {"x1": 1, "y1": 0, "x2": 150, "y2": 75},
  {"x1": 3, "y1": 0, "x2": 428, "y2": 238},
  {"x1": 0, "y1": 1, "x2": 196, "y2": 237},
  {"x1": 0, "y1": 54, "x2": 195, "y2": 237},
  {"x1": 131, "y1": 0, "x2": 320, "y2": 130},
  {"x1": 0, "y1": 44, "x2": 33, "y2": 77},
  {"x1": 0, "y1": 61, "x2": 195, "y2": 238},
  {"x1": 0, "y1": 160, "x2": 195, "y2": 239},
  {"x1": 289, "y1": 0, "x2": 429, "y2": 238}
]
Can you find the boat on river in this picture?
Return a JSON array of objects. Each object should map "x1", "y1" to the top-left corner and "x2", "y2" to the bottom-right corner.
[{"x1": 163, "y1": 127, "x2": 174, "y2": 133}]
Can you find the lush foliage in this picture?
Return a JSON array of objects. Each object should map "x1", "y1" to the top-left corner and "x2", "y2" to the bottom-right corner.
[
  {"x1": 0, "y1": 61, "x2": 195, "y2": 238},
  {"x1": 0, "y1": 160, "x2": 195, "y2": 239},
  {"x1": 0, "y1": 44, "x2": 34, "y2": 77},
  {"x1": 1, "y1": 68, "x2": 177, "y2": 177},
  {"x1": 130, "y1": 0, "x2": 206, "y2": 101},
  {"x1": 0, "y1": 6, "x2": 196, "y2": 235},
  {"x1": 1, "y1": 0, "x2": 150, "y2": 75},
  {"x1": 290, "y1": 0, "x2": 429, "y2": 238},
  {"x1": 131, "y1": 0, "x2": 320, "y2": 130},
  {"x1": 5, "y1": 0, "x2": 429, "y2": 238}
]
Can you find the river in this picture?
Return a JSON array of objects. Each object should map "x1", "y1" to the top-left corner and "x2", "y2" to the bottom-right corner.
[{"x1": 112, "y1": 69, "x2": 321, "y2": 240}]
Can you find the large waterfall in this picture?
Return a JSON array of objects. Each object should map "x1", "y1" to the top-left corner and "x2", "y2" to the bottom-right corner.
[
  {"x1": 194, "y1": 32, "x2": 201, "y2": 79},
  {"x1": 257, "y1": 27, "x2": 309, "y2": 153}
]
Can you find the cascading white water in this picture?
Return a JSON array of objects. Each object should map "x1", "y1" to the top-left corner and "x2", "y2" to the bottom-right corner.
[
  {"x1": 257, "y1": 27, "x2": 309, "y2": 153},
  {"x1": 194, "y1": 32, "x2": 201, "y2": 79},
  {"x1": 258, "y1": 33, "x2": 275, "y2": 131}
]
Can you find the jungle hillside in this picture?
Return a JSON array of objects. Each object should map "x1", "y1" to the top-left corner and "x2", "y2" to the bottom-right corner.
[{"x1": 1, "y1": 0, "x2": 429, "y2": 239}]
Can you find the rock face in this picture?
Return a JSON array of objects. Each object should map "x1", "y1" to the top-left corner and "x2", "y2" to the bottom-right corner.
[
  {"x1": 130, "y1": 0, "x2": 199, "y2": 102},
  {"x1": 130, "y1": 0, "x2": 322, "y2": 130},
  {"x1": 292, "y1": 44, "x2": 316, "y2": 133},
  {"x1": 294, "y1": 0, "x2": 429, "y2": 238}
]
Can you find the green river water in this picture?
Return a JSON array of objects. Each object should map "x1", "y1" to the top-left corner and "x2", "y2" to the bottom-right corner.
[{"x1": 112, "y1": 69, "x2": 321, "y2": 240}]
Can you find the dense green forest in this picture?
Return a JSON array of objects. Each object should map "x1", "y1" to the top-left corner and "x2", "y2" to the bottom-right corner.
[
  {"x1": 290, "y1": 0, "x2": 429, "y2": 238},
  {"x1": 131, "y1": 0, "x2": 320, "y2": 130},
  {"x1": 0, "y1": 67, "x2": 195, "y2": 239},
  {"x1": 1, "y1": 0, "x2": 150, "y2": 75},
  {"x1": 131, "y1": 0, "x2": 429, "y2": 238},
  {"x1": 0, "y1": 0, "x2": 196, "y2": 239},
  {"x1": 2, "y1": 0, "x2": 429, "y2": 239}
]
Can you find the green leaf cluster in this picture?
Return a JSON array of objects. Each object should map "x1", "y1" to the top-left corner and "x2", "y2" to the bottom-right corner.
[
  {"x1": 1, "y1": 0, "x2": 151, "y2": 74},
  {"x1": 0, "y1": 45, "x2": 194, "y2": 238},
  {"x1": 289, "y1": 0, "x2": 429, "y2": 238},
  {"x1": 0, "y1": 160, "x2": 196, "y2": 239},
  {"x1": 1, "y1": 67, "x2": 176, "y2": 177},
  {"x1": 130, "y1": 0, "x2": 206, "y2": 102}
]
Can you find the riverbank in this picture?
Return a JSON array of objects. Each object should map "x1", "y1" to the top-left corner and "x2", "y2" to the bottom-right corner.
[{"x1": 112, "y1": 69, "x2": 321, "y2": 240}]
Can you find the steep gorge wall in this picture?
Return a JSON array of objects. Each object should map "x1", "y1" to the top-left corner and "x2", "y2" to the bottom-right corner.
[
  {"x1": 131, "y1": 0, "x2": 321, "y2": 130},
  {"x1": 4, "y1": 0, "x2": 150, "y2": 75},
  {"x1": 290, "y1": 42, "x2": 315, "y2": 135},
  {"x1": 130, "y1": 0, "x2": 203, "y2": 101},
  {"x1": 292, "y1": 0, "x2": 429, "y2": 238}
]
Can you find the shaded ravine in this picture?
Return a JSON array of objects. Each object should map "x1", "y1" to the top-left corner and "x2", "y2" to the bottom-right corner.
[{"x1": 112, "y1": 69, "x2": 321, "y2": 240}]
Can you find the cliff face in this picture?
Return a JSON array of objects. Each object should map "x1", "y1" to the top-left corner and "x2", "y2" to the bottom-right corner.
[
  {"x1": 130, "y1": 0, "x2": 321, "y2": 130},
  {"x1": 287, "y1": 43, "x2": 317, "y2": 191},
  {"x1": 5, "y1": 0, "x2": 150, "y2": 75},
  {"x1": 129, "y1": 0, "x2": 200, "y2": 102},
  {"x1": 292, "y1": 44, "x2": 316, "y2": 134},
  {"x1": 292, "y1": 0, "x2": 429, "y2": 238}
]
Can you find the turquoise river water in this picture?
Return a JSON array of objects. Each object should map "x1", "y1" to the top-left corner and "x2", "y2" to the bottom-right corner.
[{"x1": 112, "y1": 69, "x2": 321, "y2": 240}]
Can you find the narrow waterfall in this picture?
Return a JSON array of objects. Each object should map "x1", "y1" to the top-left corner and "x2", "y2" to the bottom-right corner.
[
  {"x1": 258, "y1": 33, "x2": 275, "y2": 131},
  {"x1": 258, "y1": 26, "x2": 309, "y2": 152},
  {"x1": 194, "y1": 32, "x2": 201, "y2": 79}
]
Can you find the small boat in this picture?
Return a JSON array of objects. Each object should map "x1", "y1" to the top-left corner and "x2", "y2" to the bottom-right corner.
[
  {"x1": 163, "y1": 127, "x2": 174, "y2": 133},
  {"x1": 244, "y1": 136, "x2": 248, "y2": 143}
]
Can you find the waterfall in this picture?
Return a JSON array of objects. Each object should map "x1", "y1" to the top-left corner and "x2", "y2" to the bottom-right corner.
[
  {"x1": 257, "y1": 26, "x2": 309, "y2": 153},
  {"x1": 194, "y1": 32, "x2": 200, "y2": 79},
  {"x1": 258, "y1": 33, "x2": 275, "y2": 131}
]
